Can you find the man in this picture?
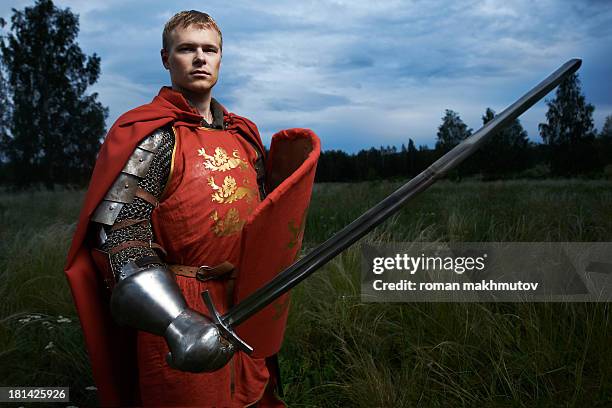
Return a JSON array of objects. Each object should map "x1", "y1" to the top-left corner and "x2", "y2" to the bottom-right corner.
[{"x1": 64, "y1": 10, "x2": 320, "y2": 407}]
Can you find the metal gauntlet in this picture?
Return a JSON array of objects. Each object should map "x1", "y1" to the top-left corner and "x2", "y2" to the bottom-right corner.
[{"x1": 110, "y1": 261, "x2": 235, "y2": 372}]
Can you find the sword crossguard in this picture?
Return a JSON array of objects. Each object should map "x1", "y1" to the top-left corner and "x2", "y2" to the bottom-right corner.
[{"x1": 201, "y1": 290, "x2": 254, "y2": 354}]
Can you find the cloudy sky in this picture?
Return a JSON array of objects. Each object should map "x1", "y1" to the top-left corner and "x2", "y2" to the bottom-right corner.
[{"x1": 2, "y1": 0, "x2": 611, "y2": 152}]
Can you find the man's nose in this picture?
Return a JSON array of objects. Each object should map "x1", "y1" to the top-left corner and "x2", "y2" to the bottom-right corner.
[{"x1": 194, "y1": 49, "x2": 206, "y2": 64}]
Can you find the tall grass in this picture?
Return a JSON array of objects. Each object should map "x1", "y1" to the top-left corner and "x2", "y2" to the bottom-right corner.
[
  {"x1": 286, "y1": 179, "x2": 612, "y2": 407},
  {"x1": 0, "y1": 180, "x2": 610, "y2": 407},
  {"x1": 0, "y1": 189, "x2": 96, "y2": 406}
]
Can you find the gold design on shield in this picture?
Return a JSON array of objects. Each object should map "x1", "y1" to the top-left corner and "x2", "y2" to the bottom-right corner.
[
  {"x1": 198, "y1": 147, "x2": 248, "y2": 172},
  {"x1": 287, "y1": 208, "x2": 309, "y2": 249}
]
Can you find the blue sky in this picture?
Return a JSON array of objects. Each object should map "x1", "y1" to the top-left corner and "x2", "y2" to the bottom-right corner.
[{"x1": 2, "y1": 0, "x2": 611, "y2": 152}]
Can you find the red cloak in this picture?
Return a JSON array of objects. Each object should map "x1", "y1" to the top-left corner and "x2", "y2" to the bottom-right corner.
[{"x1": 64, "y1": 87, "x2": 265, "y2": 407}]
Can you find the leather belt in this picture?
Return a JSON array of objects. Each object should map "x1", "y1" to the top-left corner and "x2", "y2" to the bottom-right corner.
[{"x1": 169, "y1": 261, "x2": 235, "y2": 282}]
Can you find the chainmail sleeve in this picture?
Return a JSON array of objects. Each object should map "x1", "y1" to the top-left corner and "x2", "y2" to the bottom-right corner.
[{"x1": 96, "y1": 127, "x2": 175, "y2": 280}]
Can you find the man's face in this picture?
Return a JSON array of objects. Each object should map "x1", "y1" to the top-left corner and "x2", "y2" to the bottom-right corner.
[{"x1": 161, "y1": 25, "x2": 222, "y2": 96}]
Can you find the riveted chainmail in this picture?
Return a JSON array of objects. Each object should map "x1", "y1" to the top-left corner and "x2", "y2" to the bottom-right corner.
[{"x1": 100, "y1": 128, "x2": 174, "y2": 279}]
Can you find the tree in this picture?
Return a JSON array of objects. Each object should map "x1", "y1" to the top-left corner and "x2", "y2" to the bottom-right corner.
[
  {"x1": 538, "y1": 73, "x2": 596, "y2": 175},
  {"x1": 0, "y1": 18, "x2": 10, "y2": 163},
  {"x1": 407, "y1": 138, "x2": 417, "y2": 176},
  {"x1": 434, "y1": 109, "x2": 472, "y2": 178},
  {"x1": 435, "y1": 109, "x2": 472, "y2": 152},
  {"x1": 596, "y1": 114, "x2": 612, "y2": 170},
  {"x1": 0, "y1": 57, "x2": 9, "y2": 185},
  {"x1": 477, "y1": 107, "x2": 529, "y2": 177},
  {"x1": 600, "y1": 115, "x2": 612, "y2": 141},
  {"x1": 0, "y1": 0, "x2": 107, "y2": 188}
]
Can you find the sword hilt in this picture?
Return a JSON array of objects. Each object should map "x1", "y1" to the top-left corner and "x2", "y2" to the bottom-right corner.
[{"x1": 201, "y1": 290, "x2": 254, "y2": 354}]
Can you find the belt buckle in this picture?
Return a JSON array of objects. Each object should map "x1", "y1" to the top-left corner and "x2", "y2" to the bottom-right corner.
[{"x1": 196, "y1": 265, "x2": 214, "y2": 282}]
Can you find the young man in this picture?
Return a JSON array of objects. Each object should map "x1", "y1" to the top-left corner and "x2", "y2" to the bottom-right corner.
[{"x1": 64, "y1": 10, "x2": 320, "y2": 407}]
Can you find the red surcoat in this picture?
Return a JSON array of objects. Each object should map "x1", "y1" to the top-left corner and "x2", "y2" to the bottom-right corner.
[{"x1": 139, "y1": 124, "x2": 271, "y2": 406}]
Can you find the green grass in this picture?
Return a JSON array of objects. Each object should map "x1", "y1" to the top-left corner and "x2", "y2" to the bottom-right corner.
[
  {"x1": 0, "y1": 189, "x2": 96, "y2": 407},
  {"x1": 1, "y1": 180, "x2": 611, "y2": 407}
]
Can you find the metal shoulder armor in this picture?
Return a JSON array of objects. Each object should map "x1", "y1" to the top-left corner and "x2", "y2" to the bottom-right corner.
[
  {"x1": 91, "y1": 126, "x2": 174, "y2": 282},
  {"x1": 92, "y1": 127, "x2": 174, "y2": 226}
]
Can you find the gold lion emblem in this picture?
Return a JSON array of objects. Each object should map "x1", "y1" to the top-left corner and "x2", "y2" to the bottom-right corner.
[
  {"x1": 208, "y1": 175, "x2": 256, "y2": 204},
  {"x1": 198, "y1": 147, "x2": 248, "y2": 172},
  {"x1": 210, "y1": 208, "x2": 245, "y2": 236}
]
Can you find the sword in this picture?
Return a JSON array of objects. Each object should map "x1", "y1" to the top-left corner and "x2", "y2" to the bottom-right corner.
[{"x1": 202, "y1": 59, "x2": 582, "y2": 353}]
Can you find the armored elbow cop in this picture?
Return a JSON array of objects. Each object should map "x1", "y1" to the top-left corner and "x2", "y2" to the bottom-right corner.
[{"x1": 110, "y1": 261, "x2": 235, "y2": 372}]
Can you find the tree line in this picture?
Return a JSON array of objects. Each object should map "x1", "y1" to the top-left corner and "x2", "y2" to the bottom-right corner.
[
  {"x1": 316, "y1": 76, "x2": 612, "y2": 183},
  {"x1": 1, "y1": 1, "x2": 611, "y2": 190}
]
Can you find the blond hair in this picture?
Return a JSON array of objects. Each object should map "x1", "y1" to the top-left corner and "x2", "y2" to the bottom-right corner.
[{"x1": 162, "y1": 10, "x2": 222, "y2": 51}]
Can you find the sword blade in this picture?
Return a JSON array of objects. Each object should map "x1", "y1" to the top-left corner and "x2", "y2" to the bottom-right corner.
[{"x1": 223, "y1": 58, "x2": 582, "y2": 328}]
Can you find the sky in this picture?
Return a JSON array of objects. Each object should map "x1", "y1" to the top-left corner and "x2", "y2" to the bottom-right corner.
[{"x1": 1, "y1": 0, "x2": 611, "y2": 152}]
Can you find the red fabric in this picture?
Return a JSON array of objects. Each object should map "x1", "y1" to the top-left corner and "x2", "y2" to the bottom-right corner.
[
  {"x1": 138, "y1": 124, "x2": 269, "y2": 405},
  {"x1": 63, "y1": 87, "x2": 266, "y2": 407},
  {"x1": 234, "y1": 128, "x2": 320, "y2": 357},
  {"x1": 151, "y1": 126, "x2": 261, "y2": 267}
]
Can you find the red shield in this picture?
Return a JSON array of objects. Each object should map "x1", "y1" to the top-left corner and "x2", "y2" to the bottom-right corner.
[{"x1": 234, "y1": 128, "x2": 320, "y2": 358}]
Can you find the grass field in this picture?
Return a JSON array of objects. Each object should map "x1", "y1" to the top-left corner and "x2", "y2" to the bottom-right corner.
[{"x1": 1, "y1": 179, "x2": 611, "y2": 407}]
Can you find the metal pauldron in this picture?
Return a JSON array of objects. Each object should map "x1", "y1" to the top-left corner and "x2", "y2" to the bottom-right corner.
[
  {"x1": 91, "y1": 127, "x2": 172, "y2": 227},
  {"x1": 92, "y1": 126, "x2": 174, "y2": 280}
]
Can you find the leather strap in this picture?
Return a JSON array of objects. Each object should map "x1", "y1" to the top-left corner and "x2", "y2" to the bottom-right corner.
[
  {"x1": 134, "y1": 255, "x2": 163, "y2": 268},
  {"x1": 91, "y1": 248, "x2": 115, "y2": 290},
  {"x1": 169, "y1": 261, "x2": 235, "y2": 282},
  {"x1": 107, "y1": 240, "x2": 167, "y2": 257},
  {"x1": 109, "y1": 218, "x2": 148, "y2": 232},
  {"x1": 135, "y1": 187, "x2": 159, "y2": 207}
]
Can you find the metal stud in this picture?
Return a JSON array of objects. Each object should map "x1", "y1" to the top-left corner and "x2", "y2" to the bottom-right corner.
[{"x1": 124, "y1": 183, "x2": 129, "y2": 188}]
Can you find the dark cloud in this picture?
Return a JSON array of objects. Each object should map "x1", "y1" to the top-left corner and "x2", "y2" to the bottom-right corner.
[{"x1": 1, "y1": 0, "x2": 610, "y2": 150}]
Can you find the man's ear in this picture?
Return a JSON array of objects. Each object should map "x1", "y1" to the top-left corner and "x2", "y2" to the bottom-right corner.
[{"x1": 160, "y1": 49, "x2": 169, "y2": 70}]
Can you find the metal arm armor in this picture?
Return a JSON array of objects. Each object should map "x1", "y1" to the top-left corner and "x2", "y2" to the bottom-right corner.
[
  {"x1": 110, "y1": 261, "x2": 235, "y2": 372},
  {"x1": 93, "y1": 126, "x2": 174, "y2": 278},
  {"x1": 92, "y1": 127, "x2": 172, "y2": 226}
]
